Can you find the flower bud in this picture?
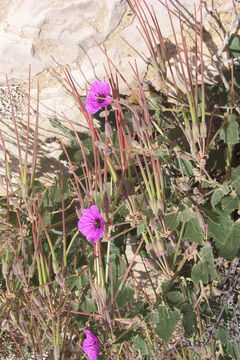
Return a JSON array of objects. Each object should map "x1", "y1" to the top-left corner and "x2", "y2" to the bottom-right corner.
[
  {"x1": 33, "y1": 295, "x2": 42, "y2": 308},
  {"x1": 52, "y1": 261, "x2": 60, "y2": 275},
  {"x1": 2, "y1": 262, "x2": 9, "y2": 277},
  {"x1": 105, "y1": 122, "x2": 113, "y2": 138},
  {"x1": 200, "y1": 122, "x2": 207, "y2": 139},
  {"x1": 192, "y1": 123, "x2": 200, "y2": 140}
]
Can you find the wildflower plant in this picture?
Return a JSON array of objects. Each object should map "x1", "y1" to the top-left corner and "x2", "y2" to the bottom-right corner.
[{"x1": 0, "y1": 1, "x2": 240, "y2": 360}]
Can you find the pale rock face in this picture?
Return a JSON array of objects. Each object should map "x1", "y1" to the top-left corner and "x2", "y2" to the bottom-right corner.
[
  {"x1": 121, "y1": 0, "x2": 201, "y2": 92},
  {"x1": 71, "y1": 44, "x2": 147, "y2": 94},
  {"x1": 121, "y1": 0, "x2": 200, "y2": 55},
  {"x1": 0, "y1": 0, "x2": 127, "y2": 80},
  {"x1": 123, "y1": 0, "x2": 239, "y2": 92},
  {"x1": 71, "y1": 46, "x2": 115, "y2": 92}
]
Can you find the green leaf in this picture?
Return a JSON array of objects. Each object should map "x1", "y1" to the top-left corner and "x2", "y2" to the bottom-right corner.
[
  {"x1": 208, "y1": 213, "x2": 240, "y2": 260},
  {"x1": 110, "y1": 254, "x2": 135, "y2": 307},
  {"x1": 80, "y1": 297, "x2": 97, "y2": 313},
  {"x1": 166, "y1": 289, "x2": 186, "y2": 312},
  {"x1": 228, "y1": 35, "x2": 240, "y2": 58},
  {"x1": 74, "y1": 314, "x2": 88, "y2": 328},
  {"x1": 211, "y1": 189, "x2": 224, "y2": 208},
  {"x1": 206, "y1": 148, "x2": 226, "y2": 175},
  {"x1": 114, "y1": 329, "x2": 134, "y2": 344},
  {"x1": 147, "y1": 95, "x2": 164, "y2": 113},
  {"x1": 199, "y1": 204, "x2": 220, "y2": 224},
  {"x1": 183, "y1": 213, "x2": 203, "y2": 244},
  {"x1": 182, "y1": 305, "x2": 197, "y2": 337},
  {"x1": 126, "y1": 301, "x2": 148, "y2": 318},
  {"x1": 231, "y1": 166, "x2": 240, "y2": 194},
  {"x1": 217, "y1": 326, "x2": 240, "y2": 358},
  {"x1": 178, "y1": 205, "x2": 192, "y2": 223},
  {"x1": 211, "y1": 184, "x2": 230, "y2": 207},
  {"x1": 60, "y1": 145, "x2": 82, "y2": 163},
  {"x1": 75, "y1": 272, "x2": 88, "y2": 290},
  {"x1": 220, "y1": 114, "x2": 239, "y2": 145},
  {"x1": 200, "y1": 83, "x2": 228, "y2": 108},
  {"x1": 154, "y1": 305, "x2": 181, "y2": 342},
  {"x1": 208, "y1": 211, "x2": 233, "y2": 245},
  {"x1": 44, "y1": 174, "x2": 71, "y2": 207},
  {"x1": 137, "y1": 223, "x2": 146, "y2": 234},
  {"x1": 117, "y1": 284, "x2": 135, "y2": 308},
  {"x1": 164, "y1": 283, "x2": 196, "y2": 337},
  {"x1": 134, "y1": 335, "x2": 149, "y2": 355},
  {"x1": 165, "y1": 212, "x2": 180, "y2": 232},
  {"x1": 216, "y1": 219, "x2": 240, "y2": 260},
  {"x1": 221, "y1": 196, "x2": 239, "y2": 213},
  {"x1": 191, "y1": 245, "x2": 217, "y2": 284},
  {"x1": 178, "y1": 158, "x2": 193, "y2": 176},
  {"x1": 109, "y1": 254, "x2": 125, "y2": 285}
]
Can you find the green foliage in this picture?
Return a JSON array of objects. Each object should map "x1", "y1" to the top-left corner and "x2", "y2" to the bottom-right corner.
[
  {"x1": 126, "y1": 300, "x2": 148, "y2": 318},
  {"x1": 108, "y1": 254, "x2": 134, "y2": 308},
  {"x1": 183, "y1": 215, "x2": 204, "y2": 244},
  {"x1": 134, "y1": 334, "x2": 149, "y2": 356},
  {"x1": 164, "y1": 282, "x2": 197, "y2": 337},
  {"x1": 177, "y1": 158, "x2": 193, "y2": 176},
  {"x1": 216, "y1": 326, "x2": 240, "y2": 359},
  {"x1": 166, "y1": 288, "x2": 186, "y2": 312},
  {"x1": 117, "y1": 284, "x2": 135, "y2": 308},
  {"x1": 201, "y1": 83, "x2": 228, "y2": 108},
  {"x1": 221, "y1": 195, "x2": 239, "y2": 213},
  {"x1": 228, "y1": 35, "x2": 240, "y2": 58},
  {"x1": 191, "y1": 245, "x2": 218, "y2": 284},
  {"x1": 231, "y1": 166, "x2": 240, "y2": 194},
  {"x1": 208, "y1": 213, "x2": 240, "y2": 260},
  {"x1": 216, "y1": 219, "x2": 240, "y2": 260},
  {"x1": 182, "y1": 305, "x2": 197, "y2": 338},
  {"x1": 151, "y1": 304, "x2": 181, "y2": 343},
  {"x1": 211, "y1": 184, "x2": 230, "y2": 207},
  {"x1": 81, "y1": 297, "x2": 97, "y2": 313},
  {"x1": 220, "y1": 114, "x2": 239, "y2": 145}
]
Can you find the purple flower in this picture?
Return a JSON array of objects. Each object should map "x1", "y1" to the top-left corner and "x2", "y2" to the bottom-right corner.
[
  {"x1": 85, "y1": 81, "x2": 112, "y2": 114},
  {"x1": 78, "y1": 205, "x2": 104, "y2": 243},
  {"x1": 83, "y1": 330, "x2": 99, "y2": 360}
]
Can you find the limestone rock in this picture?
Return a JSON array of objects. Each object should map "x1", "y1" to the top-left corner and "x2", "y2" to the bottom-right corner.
[
  {"x1": 0, "y1": 0, "x2": 127, "y2": 80},
  {"x1": 71, "y1": 43, "x2": 147, "y2": 95},
  {"x1": 127, "y1": 0, "x2": 239, "y2": 92}
]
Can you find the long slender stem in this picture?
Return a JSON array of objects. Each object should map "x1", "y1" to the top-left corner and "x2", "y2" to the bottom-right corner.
[{"x1": 172, "y1": 222, "x2": 185, "y2": 269}]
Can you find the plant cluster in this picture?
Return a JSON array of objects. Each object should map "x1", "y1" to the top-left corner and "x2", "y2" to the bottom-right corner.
[{"x1": 0, "y1": 0, "x2": 239, "y2": 359}]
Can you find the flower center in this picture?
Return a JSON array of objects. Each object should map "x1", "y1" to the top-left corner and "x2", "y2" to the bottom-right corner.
[
  {"x1": 95, "y1": 218, "x2": 101, "y2": 229},
  {"x1": 97, "y1": 93, "x2": 105, "y2": 104},
  {"x1": 85, "y1": 340, "x2": 96, "y2": 348}
]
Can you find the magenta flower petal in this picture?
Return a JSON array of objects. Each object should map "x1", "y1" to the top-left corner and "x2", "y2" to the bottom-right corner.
[
  {"x1": 90, "y1": 81, "x2": 110, "y2": 95},
  {"x1": 85, "y1": 93, "x2": 101, "y2": 114},
  {"x1": 83, "y1": 330, "x2": 99, "y2": 360},
  {"x1": 78, "y1": 205, "x2": 104, "y2": 243},
  {"x1": 87, "y1": 227, "x2": 103, "y2": 243},
  {"x1": 90, "y1": 205, "x2": 101, "y2": 216},
  {"x1": 85, "y1": 81, "x2": 112, "y2": 114}
]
